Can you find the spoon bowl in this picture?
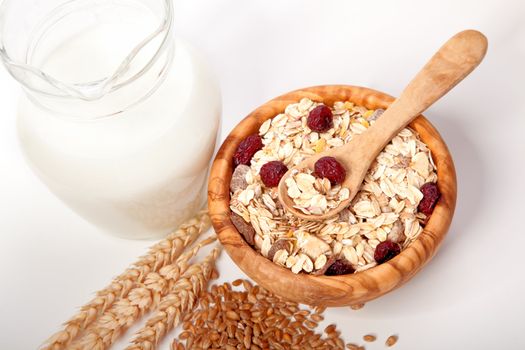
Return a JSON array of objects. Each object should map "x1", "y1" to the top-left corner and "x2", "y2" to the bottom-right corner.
[{"x1": 277, "y1": 136, "x2": 371, "y2": 221}]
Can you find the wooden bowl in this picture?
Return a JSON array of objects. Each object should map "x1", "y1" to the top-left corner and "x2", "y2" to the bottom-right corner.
[{"x1": 208, "y1": 85, "x2": 457, "y2": 306}]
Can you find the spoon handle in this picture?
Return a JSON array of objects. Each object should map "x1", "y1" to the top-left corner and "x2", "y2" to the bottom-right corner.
[{"x1": 355, "y1": 30, "x2": 487, "y2": 158}]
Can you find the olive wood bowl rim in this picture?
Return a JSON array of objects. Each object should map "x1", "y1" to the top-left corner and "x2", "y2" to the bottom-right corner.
[{"x1": 208, "y1": 85, "x2": 457, "y2": 306}]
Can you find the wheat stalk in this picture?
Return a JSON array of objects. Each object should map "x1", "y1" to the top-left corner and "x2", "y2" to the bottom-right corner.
[
  {"x1": 125, "y1": 247, "x2": 221, "y2": 350},
  {"x1": 71, "y1": 237, "x2": 218, "y2": 350},
  {"x1": 41, "y1": 211, "x2": 211, "y2": 350}
]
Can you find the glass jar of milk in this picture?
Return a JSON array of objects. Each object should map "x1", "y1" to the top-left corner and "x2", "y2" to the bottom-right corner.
[{"x1": 0, "y1": 0, "x2": 221, "y2": 239}]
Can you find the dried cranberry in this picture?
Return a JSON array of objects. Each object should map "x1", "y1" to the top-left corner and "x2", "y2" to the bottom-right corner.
[
  {"x1": 374, "y1": 241, "x2": 401, "y2": 264},
  {"x1": 418, "y1": 182, "x2": 441, "y2": 215},
  {"x1": 307, "y1": 105, "x2": 333, "y2": 132},
  {"x1": 314, "y1": 157, "x2": 346, "y2": 185},
  {"x1": 325, "y1": 259, "x2": 355, "y2": 276},
  {"x1": 260, "y1": 161, "x2": 288, "y2": 187},
  {"x1": 233, "y1": 134, "x2": 263, "y2": 167}
]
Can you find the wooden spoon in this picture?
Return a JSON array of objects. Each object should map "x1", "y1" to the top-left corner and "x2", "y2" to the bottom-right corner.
[{"x1": 278, "y1": 29, "x2": 487, "y2": 221}]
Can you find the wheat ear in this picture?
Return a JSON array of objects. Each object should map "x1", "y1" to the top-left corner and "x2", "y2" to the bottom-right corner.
[
  {"x1": 71, "y1": 237, "x2": 218, "y2": 350},
  {"x1": 125, "y1": 247, "x2": 221, "y2": 350},
  {"x1": 40, "y1": 211, "x2": 211, "y2": 350}
]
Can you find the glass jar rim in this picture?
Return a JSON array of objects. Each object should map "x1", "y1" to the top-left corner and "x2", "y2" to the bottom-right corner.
[{"x1": 0, "y1": 0, "x2": 174, "y2": 101}]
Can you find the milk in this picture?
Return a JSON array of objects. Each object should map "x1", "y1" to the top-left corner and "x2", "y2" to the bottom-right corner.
[{"x1": 15, "y1": 3, "x2": 221, "y2": 239}]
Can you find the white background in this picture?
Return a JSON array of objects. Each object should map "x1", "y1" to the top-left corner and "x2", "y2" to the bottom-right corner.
[{"x1": 1, "y1": 0, "x2": 525, "y2": 349}]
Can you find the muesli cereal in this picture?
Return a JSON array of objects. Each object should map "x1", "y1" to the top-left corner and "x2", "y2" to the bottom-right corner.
[
  {"x1": 230, "y1": 98, "x2": 440, "y2": 275},
  {"x1": 285, "y1": 167, "x2": 350, "y2": 215}
]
